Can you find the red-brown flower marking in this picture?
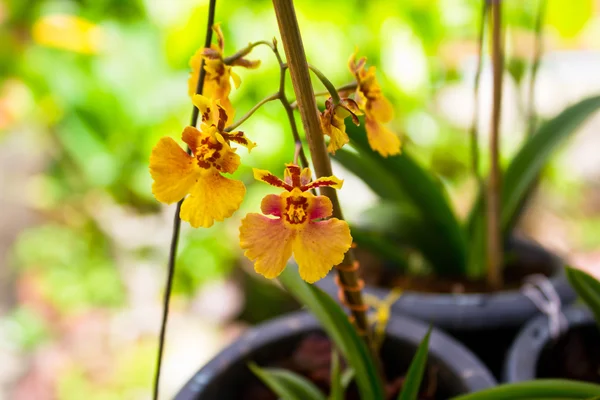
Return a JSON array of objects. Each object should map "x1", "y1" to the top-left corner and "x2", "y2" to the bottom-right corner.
[{"x1": 239, "y1": 164, "x2": 352, "y2": 283}]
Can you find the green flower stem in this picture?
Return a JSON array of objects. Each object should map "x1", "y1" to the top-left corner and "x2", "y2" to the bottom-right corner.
[
  {"x1": 307, "y1": 63, "x2": 341, "y2": 104},
  {"x1": 225, "y1": 92, "x2": 280, "y2": 132},
  {"x1": 290, "y1": 81, "x2": 357, "y2": 109},
  {"x1": 271, "y1": 0, "x2": 372, "y2": 349},
  {"x1": 223, "y1": 40, "x2": 273, "y2": 65}
]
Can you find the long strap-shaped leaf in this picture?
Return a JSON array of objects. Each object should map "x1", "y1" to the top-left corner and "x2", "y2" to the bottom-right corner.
[
  {"x1": 397, "y1": 328, "x2": 431, "y2": 400},
  {"x1": 451, "y1": 379, "x2": 600, "y2": 399},
  {"x1": 466, "y1": 95, "x2": 600, "y2": 278},
  {"x1": 334, "y1": 124, "x2": 467, "y2": 275},
  {"x1": 565, "y1": 267, "x2": 600, "y2": 326},
  {"x1": 279, "y1": 267, "x2": 385, "y2": 400},
  {"x1": 249, "y1": 363, "x2": 327, "y2": 400}
]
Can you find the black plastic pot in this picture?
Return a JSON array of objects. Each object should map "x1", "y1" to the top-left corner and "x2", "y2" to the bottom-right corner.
[
  {"x1": 504, "y1": 306, "x2": 596, "y2": 382},
  {"x1": 175, "y1": 311, "x2": 496, "y2": 399},
  {"x1": 316, "y1": 237, "x2": 576, "y2": 378}
]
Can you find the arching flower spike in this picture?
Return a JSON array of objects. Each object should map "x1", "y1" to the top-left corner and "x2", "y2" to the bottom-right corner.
[
  {"x1": 149, "y1": 95, "x2": 255, "y2": 228},
  {"x1": 349, "y1": 50, "x2": 401, "y2": 157},
  {"x1": 239, "y1": 164, "x2": 352, "y2": 283},
  {"x1": 319, "y1": 97, "x2": 362, "y2": 154},
  {"x1": 188, "y1": 23, "x2": 260, "y2": 123}
]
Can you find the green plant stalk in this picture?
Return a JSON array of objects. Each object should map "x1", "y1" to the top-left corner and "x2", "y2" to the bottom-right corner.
[
  {"x1": 308, "y1": 63, "x2": 341, "y2": 104},
  {"x1": 153, "y1": 0, "x2": 217, "y2": 399},
  {"x1": 225, "y1": 92, "x2": 280, "y2": 131},
  {"x1": 470, "y1": 0, "x2": 488, "y2": 189},
  {"x1": 271, "y1": 0, "x2": 371, "y2": 346},
  {"x1": 526, "y1": 0, "x2": 547, "y2": 138},
  {"x1": 486, "y1": 0, "x2": 503, "y2": 290}
]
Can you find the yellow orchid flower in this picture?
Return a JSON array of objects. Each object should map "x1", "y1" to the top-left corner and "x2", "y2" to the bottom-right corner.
[
  {"x1": 149, "y1": 95, "x2": 255, "y2": 228},
  {"x1": 239, "y1": 164, "x2": 352, "y2": 283},
  {"x1": 188, "y1": 23, "x2": 260, "y2": 123},
  {"x1": 348, "y1": 51, "x2": 401, "y2": 157},
  {"x1": 319, "y1": 97, "x2": 362, "y2": 154}
]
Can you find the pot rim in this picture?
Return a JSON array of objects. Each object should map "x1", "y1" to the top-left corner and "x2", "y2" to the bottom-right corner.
[
  {"x1": 175, "y1": 310, "x2": 496, "y2": 399},
  {"x1": 317, "y1": 236, "x2": 576, "y2": 329},
  {"x1": 503, "y1": 305, "x2": 594, "y2": 382}
]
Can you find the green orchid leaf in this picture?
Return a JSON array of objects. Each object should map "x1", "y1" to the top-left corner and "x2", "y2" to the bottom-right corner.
[
  {"x1": 565, "y1": 267, "x2": 600, "y2": 326},
  {"x1": 334, "y1": 147, "x2": 407, "y2": 202},
  {"x1": 451, "y1": 379, "x2": 600, "y2": 400},
  {"x1": 466, "y1": 95, "x2": 600, "y2": 278},
  {"x1": 329, "y1": 350, "x2": 343, "y2": 400},
  {"x1": 248, "y1": 362, "x2": 327, "y2": 400},
  {"x1": 278, "y1": 267, "x2": 385, "y2": 400},
  {"x1": 334, "y1": 123, "x2": 467, "y2": 276},
  {"x1": 397, "y1": 328, "x2": 431, "y2": 400}
]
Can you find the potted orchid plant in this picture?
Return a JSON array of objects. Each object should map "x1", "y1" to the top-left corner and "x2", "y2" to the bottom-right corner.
[
  {"x1": 148, "y1": 0, "x2": 498, "y2": 398},
  {"x1": 147, "y1": 0, "x2": 600, "y2": 398},
  {"x1": 309, "y1": 0, "x2": 600, "y2": 375}
]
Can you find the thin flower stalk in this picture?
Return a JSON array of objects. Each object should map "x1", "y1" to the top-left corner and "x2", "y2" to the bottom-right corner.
[{"x1": 153, "y1": 1, "x2": 217, "y2": 399}]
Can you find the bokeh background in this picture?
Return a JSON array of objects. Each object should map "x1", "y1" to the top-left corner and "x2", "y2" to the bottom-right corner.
[{"x1": 1, "y1": 0, "x2": 600, "y2": 398}]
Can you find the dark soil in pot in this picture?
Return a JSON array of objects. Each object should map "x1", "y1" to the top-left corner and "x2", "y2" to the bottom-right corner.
[
  {"x1": 504, "y1": 305, "x2": 600, "y2": 383},
  {"x1": 175, "y1": 312, "x2": 495, "y2": 399},
  {"x1": 316, "y1": 237, "x2": 576, "y2": 379}
]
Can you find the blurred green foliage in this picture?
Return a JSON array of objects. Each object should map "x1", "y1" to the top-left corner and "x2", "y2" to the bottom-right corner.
[{"x1": 2, "y1": 0, "x2": 595, "y2": 319}]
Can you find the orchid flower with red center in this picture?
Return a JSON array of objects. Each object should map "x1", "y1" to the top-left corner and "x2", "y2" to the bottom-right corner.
[
  {"x1": 239, "y1": 164, "x2": 352, "y2": 283},
  {"x1": 349, "y1": 50, "x2": 401, "y2": 157},
  {"x1": 188, "y1": 23, "x2": 260, "y2": 123},
  {"x1": 149, "y1": 95, "x2": 255, "y2": 228}
]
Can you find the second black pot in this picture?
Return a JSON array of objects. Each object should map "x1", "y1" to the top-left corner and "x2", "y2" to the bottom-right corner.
[
  {"x1": 175, "y1": 311, "x2": 496, "y2": 399},
  {"x1": 316, "y1": 237, "x2": 576, "y2": 378},
  {"x1": 504, "y1": 305, "x2": 599, "y2": 383}
]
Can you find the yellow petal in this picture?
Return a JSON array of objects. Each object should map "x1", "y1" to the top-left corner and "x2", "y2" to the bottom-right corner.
[
  {"x1": 214, "y1": 140, "x2": 241, "y2": 174},
  {"x1": 323, "y1": 112, "x2": 350, "y2": 154},
  {"x1": 300, "y1": 168, "x2": 312, "y2": 186},
  {"x1": 180, "y1": 171, "x2": 245, "y2": 228},
  {"x1": 230, "y1": 70, "x2": 242, "y2": 89},
  {"x1": 365, "y1": 117, "x2": 401, "y2": 158},
  {"x1": 182, "y1": 126, "x2": 203, "y2": 153},
  {"x1": 212, "y1": 23, "x2": 225, "y2": 53},
  {"x1": 222, "y1": 131, "x2": 256, "y2": 152},
  {"x1": 368, "y1": 94, "x2": 394, "y2": 123},
  {"x1": 192, "y1": 94, "x2": 212, "y2": 122},
  {"x1": 239, "y1": 214, "x2": 293, "y2": 279},
  {"x1": 188, "y1": 49, "x2": 203, "y2": 97},
  {"x1": 149, "y1": 137, "x2": 198, "y2": 204},
  {"x1": 292, "y1": 219, "x2": 352, "y2": 283}
]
